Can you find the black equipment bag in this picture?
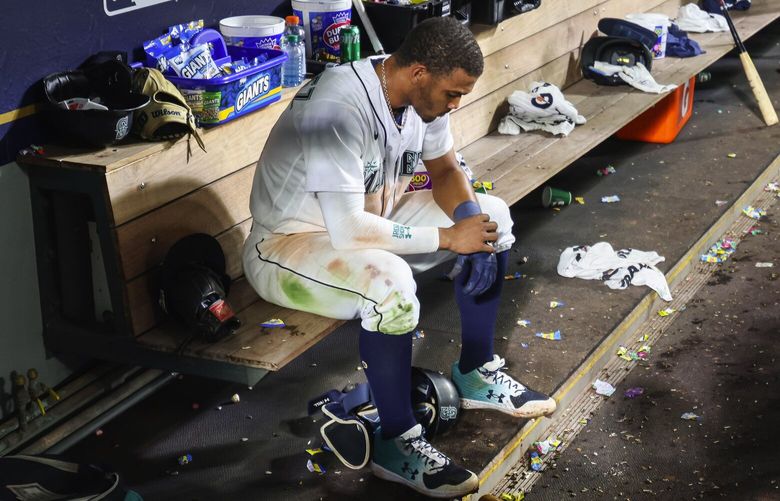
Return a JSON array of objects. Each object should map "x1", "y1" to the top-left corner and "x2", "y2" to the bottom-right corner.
[{"x1": 0, "y1": 455, "x2": 142, "y2": 501}]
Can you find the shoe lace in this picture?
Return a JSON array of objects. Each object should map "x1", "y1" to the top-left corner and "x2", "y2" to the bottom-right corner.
[
  {"x1": 478, "y1": 355, "x2": 525, "y2": 395},
  {"x1": 402, "y1": 436, "x2": 450, "y2": 473}
]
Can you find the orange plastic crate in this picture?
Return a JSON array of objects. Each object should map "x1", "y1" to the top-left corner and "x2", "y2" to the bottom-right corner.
[{"x1": 616, "y1": 77, "x2": 695, "y2": 144}]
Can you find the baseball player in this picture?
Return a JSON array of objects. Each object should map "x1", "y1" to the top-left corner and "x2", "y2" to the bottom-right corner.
[{"x1": 243, "y1": 17, "x2": 556, "y2": 498}]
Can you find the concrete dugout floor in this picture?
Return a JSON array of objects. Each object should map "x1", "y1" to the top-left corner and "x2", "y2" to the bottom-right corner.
[{"x1": 65, "y1": 20, "x2": 780, "y2": 501}]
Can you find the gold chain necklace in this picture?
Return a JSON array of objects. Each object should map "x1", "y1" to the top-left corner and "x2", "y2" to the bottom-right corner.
[{"x1": 380, "y1": 59, "x2": 405, "y2": 131}]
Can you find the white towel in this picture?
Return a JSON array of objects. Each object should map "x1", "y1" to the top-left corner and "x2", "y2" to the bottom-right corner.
[
  {"x1": 591, "y1": 62, "x2": 678, "y2": 94},
  {"x1": 558, "y1": 242, "x2": 673, "y2": 301},
  {"x1": 498, "y1": 82, "x2": 586, "y2": 137},
  {"x1": 675, "y1": 3, "x2": 728, "y2": 32}
]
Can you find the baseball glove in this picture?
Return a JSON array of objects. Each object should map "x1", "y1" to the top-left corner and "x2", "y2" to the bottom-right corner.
[{"x1": 131, "y1": 67, "x2": 206, "y2": 152}]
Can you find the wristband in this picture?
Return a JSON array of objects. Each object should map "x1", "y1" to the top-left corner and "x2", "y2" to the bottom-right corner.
[{"x1": 453, "y1": 200, "x2": 481, "y2": 222}]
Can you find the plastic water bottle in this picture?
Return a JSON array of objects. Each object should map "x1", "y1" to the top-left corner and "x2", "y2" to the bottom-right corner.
[
  {"x1": 284, "y1": 15, "x2": 305, "y2": 45},
  {"x1": 281, "y1": 34, "x2": 305, "y2": 87}
]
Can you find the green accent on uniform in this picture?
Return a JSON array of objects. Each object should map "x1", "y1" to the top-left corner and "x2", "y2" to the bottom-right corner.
[
  {"x1": 281, "y1": 276, "x2": 316, "y2": 308},
  {"x1": 376, "y1": 292, "x2": 417, "y2": 335}
]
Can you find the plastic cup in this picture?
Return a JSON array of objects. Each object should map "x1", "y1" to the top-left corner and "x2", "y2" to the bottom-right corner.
[{"x1": 542, "y1": 186, "x2": 572, "y2": 207}]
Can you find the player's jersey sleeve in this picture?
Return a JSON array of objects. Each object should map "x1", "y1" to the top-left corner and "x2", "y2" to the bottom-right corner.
[
  {"x1": 300, "y1": 99, "x2": 366, "y2": 193},
  {"x1": 421, "y1": 113, "x2": 454, "y2": 161}
]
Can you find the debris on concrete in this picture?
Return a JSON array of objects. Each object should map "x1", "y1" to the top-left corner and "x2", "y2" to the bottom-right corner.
[
  {"x1": 549, "y1": 301, "x2": 565, "y2": 309},
  {"x1": 742, "y1": 205, "x2": 766, "y2": 219},
  {"x1": 601, "y1": 195, "x2": 621, "y2": 203},
  {"x1": 231, "y1": 393, "x2": 240, "y2": 404},
  {"x1": 530, "y1": 451, "x2": 543, "y2": 471},
  {"x1": 306, "y1": 458, "x2": 326, "y2": 475},
  {"x1": 499, "y1": 492, "x2": 526, "y2": 501},
  {"x1": 178, "y1": 454, "x2": 193, "y2": 465},
  {"x1": 596, "y1": 165, "x2": 616, "y2": 176},
  {"x1": 517, "y1": 319, "x2": 531, "y2": 328},
  {"x1": 505, "y1": 272, "x2": 525, "y2": 280},
  {"x1": 755, "y1": 262, "x2": 774, "y2": 267},
  {"x1": 593, "y1": 379, "x2": 616, "y2": 397},
  {"x1": 727, "y1": 153, "x2": 737, "y2": 158},
  {"x1": 575, "y1": 196, "x2": 586, "y2": 205},
  {"x1": 624, "y1": 387, "x2": 644, "y2": 398},
  {"x1": 658, "y1": 307, "x2": 676, "y2": 316},
  {"x1": 700, "y1": 237, "x2": 737, "y2": 263},
  {"x1": 715, "y1": 200, "x2": 728, "y2": 206},
  {"x1": 680, "y1": 412, "x2": 700, "y2": 421},
  {"x1": 764, "y1": 182, "x2": 779, "y2": 192},
  {"x1": 536, "y1": 330, "x2": 562, "y2": 341},
  {"x1": 413, "y1": 329, "x2": 425, "y2": 339}
]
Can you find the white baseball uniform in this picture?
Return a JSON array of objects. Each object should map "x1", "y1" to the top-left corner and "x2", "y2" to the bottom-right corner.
[{"x1": 243, "y1": 57, "x2": 515, "y2": 334}]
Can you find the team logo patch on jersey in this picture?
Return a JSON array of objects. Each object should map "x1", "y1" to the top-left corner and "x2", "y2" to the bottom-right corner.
[
  {"x1": 401, "y1": 150, "x2": 422, "y2": 176},
  {"x1": 364, "y1": 161, "x2": 384, "y2": 194}
]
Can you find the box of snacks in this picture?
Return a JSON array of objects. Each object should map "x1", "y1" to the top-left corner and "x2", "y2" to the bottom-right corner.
[{"x1": 143, "y1": 20, "x2": 287, "y2": 125}]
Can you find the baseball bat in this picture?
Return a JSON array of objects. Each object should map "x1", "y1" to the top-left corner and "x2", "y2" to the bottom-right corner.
[{"x1": 719, "y1": 0, "x2": 778, "y2": 126}]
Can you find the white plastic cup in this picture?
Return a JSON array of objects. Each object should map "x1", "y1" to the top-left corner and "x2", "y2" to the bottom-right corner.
[
  {"x1": 291, "y1": 0, "x2": 352, "y2": 61},
  {"x1": 626, "y1": 13, "x2": 670, "y2": 59},
  {"x1": 219, "y1": 15, "x2": 286, "y2": 50}
]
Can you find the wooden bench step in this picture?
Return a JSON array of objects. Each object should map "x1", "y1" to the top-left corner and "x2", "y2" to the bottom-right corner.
[
  {"x1": 464, "y1": 1, "x2": 780, "y2": 205},
  {"x1": 135, "y1": 279, "x2": 345, "y2": 371}
]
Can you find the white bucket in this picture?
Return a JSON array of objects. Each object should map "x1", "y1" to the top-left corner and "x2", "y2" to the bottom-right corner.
[
  {"x1": 291, "y1": 0, "x2": 352, "y2": 61},
  {"x1": 626, "y1": 13, "x2": 670, "y2": 59},
  {"x1": 219, "y1": 15, "x2": 286, "y2": 50}
]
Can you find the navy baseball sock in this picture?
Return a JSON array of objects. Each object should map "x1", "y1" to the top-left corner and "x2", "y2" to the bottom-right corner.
[
  {"x1": 456, "y1": 250, "x2": 509, "y2": 374},
  {"x1": 359, "y1": 327, "x2": 417, "y2": 439}
]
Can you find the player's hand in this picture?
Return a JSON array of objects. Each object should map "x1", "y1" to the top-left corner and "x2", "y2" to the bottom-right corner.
[
  {"x1": 440, "y1": 214, "x2": 497, "y2": 254},
  {"x1": 449, "y1": 251, "x2": 498, "y2": 296}
]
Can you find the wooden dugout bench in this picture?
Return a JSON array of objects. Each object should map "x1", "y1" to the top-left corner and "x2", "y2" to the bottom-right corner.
[{"x1": 19, "y1": 0, "x2": 779, "y2": 386}]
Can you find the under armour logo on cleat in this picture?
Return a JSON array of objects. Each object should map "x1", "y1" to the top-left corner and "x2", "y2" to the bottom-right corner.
[
  {"x1": 487, "y1": 390, "x2": 506, "y2": 403},
  {"x1": 402, "y1": 462, "x2": 419, "y2": 480}
]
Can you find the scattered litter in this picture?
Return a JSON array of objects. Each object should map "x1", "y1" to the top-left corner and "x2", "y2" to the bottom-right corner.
[
  {"x1": 742, "y1": 206, "x2": 766, "y2": 220},
  {"x1": 260, "y1": 318, "x2": 286, "y2": 328},
  {"x1": 536, "y1": 330, "x2": 562, "y2": 341},
  {"x1": 601, "y1": 195, "x2": 621, "y2": 203},
  {"x1": 231, "y1": 393, "x2": 240, "y2": 404},
  {"x1": 727, "y1": 153, "x2": 737, "y2": 158},
  {"x1": 517, "y1": 319, "x2": 531, "y2": 328},
  {"x1": 529, "y1": 452, "x2": 543, "y2": 471},
  {"x1": 700, "y1": 237, "x2": 737, "y2": 263},
  {"x1": 521, "y1": 343, "x2": 529, "y2": 349},
  {"x1": 165, "y1": 470, "x2": 180, "y2": 476},
  {"x1": 578, "y1": 418, "x2": 589, "y2": 425},
  {"x1": 241, "y1": 346, "x2": 252, "y2": 350},
  {"x1": 596, "y1": 165, "x2": 616, "y2": 176},
  {"x1": 504, "y1": 272, "x2": 524, "y2": 280},
  {"x1": 756, "y1": 262, "x2": 774, "y2": 268},
  {"x1": 617, "y1": 346, "x2": 648, "y2": 361},
  {"x1": 499, "y1": 492, "x2": 526, "y2": 501},
  {"x1": 549, "y1": 300, "x2": 565, "y2": 309},
  {"x1": 592, "y1": 379, "x2": 616, "y2": 397},
  {"x1": 749, "y1": 226, "x2": 764, "y2": 236},
  {"x1": 765, "y1": 182, "x2": 779, "y2": 192},
  {"x1": 715, "y1": 200, "x2": 728, "y2": 207},
  {"x1": 265, "y1": 471, "x2": 272, "y2": 475},
  {"x1": 472, "y1": 180, "x2": 494, "y2": 193},
  {"x1": 534, "y1": 437, "x2": 562, "y2": 455},
  {"x1": 658, "y1": 308, "x2": 676, "y2": 317},
  {"x1": 216, "y1": 405, "x2": 222, "y2": 411},
  {"x1": 19, "y1": 144, "x2": 45, "y2": 156},
  {"x1": 681, "y1": 412, "x2": 700, "y2": 421},
  {"x1": 95, "y1": 429, "x2": 104, "y2": 437},
  {"x1": 177, "y1": 454, "x2": 193, "y2": 465},
  {"x1": 638, "y1": 333, "x2": 649, "y2": 342},
  {"x1": 413, "y1": 329, "x2": 425, "y2": 339},
  {"x1": 575, "y1": 196, "x2": 586, "y2": 205},
  {"x1": 624, "y1": 387, "x2": 644, "y2": 399},
  {"x1": 307, "y1": 459, "x2": 326, "y2": 475}
]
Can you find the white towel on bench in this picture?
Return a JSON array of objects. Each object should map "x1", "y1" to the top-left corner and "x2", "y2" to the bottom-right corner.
[
  {"x1": 557, "y1": 242, "x2": 673, "y2": 301},
  {"x1": 675, "y1": 3, "x2": 729, "y2": 33},
  {"x1": 498, "y1": 82, "x2": 586, "y2": 137},
  {"x1": 591, "y1": 61, "x2": 678, "y2": 94}
]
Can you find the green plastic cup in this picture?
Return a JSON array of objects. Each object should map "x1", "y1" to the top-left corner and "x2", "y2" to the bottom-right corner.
[{"x1": 542, "y1": 186, "x2": 572, "y2": 208}]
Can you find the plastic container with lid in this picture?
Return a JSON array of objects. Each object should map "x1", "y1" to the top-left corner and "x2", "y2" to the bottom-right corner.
[{"x1": 219, "y1": 15, "x2": 286, "y2": 50}]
